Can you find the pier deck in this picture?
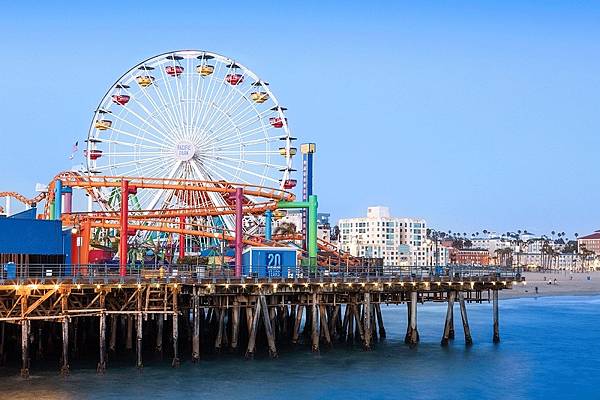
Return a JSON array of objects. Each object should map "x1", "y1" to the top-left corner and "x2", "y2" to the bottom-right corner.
[{"x1": 0, "y1": 265, "x2": 521, "y2": 377}]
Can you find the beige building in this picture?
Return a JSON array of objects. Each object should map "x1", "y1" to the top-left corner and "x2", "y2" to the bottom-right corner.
[
  {"x1": 578, "y1": 231, "x2": 600, "y2": 254},
  {"x1": 338, "y1": 206, "x2": 428, "y2": 266}
]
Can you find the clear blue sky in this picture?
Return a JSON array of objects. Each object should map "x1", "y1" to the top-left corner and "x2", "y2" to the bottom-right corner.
[{"x1": 1, "y1": 1, "x2": 599, "y2": 238}]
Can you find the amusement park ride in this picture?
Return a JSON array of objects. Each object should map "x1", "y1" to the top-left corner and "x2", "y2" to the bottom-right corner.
[{"x1": 1, "y1": 50, "x2": 357, "y2": 277}]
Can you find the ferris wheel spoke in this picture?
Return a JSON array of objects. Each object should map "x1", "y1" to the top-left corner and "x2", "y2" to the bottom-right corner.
[
  {"x1": 128, "y1": 91, "x2": 179, "y2": 137},
  {"x1": 119, "y1": 157, "x2": 170, "y2": 177},
  {"x1": 101, "y1": 151, "x2": 165, "y2": 157},
  {"x1": 156, "y1": 64, "x2": 187, "y2": 143},
  {"x1": 210, "y1": 126, "x2": 278, "y2": 148},
  {"x1": 103, "y1": 154, "x2": 168, "y2": 170},
  {"x1": 210, "y1": 150, "x2": 281, "y2": 155},
  {"x1": 149, "y1": 75, "x2": 185, "y2": 142},
  {"x1": 189, "y1": 61, "x2": 209, "y2": 135},
  {"x1": 185, "y1": 61, "x2": 193, "y2": 136},
  {"x1": 206, "y1": 155, "x2": 287, "y2": 170},
  {"x1": 191, "y1": 62, "x2": 223, "y2": 136},
  {"x1": 136, "y1": 83, "x2": 182, "y2": 138},
  {"x1": 155, "y1": 65, "x2": 187, "y2": 143},
  {"x1": 206, "y1": 105, "x2": 273, "y2": 143},
  {"x1": 169, "y1": 59, "x2": 189, "y2": 138},
  {"x1": 201, "y1": 79, "x2": 256, "y2": 140},
  {"x1": 144, "y1": 160, "x2": 183, "y2": 210},
  {"x1": 189, "y1": 160, "x2": 237, "y2": 232},
  {"x1": 190, "y1": 158, "x2": 226, "y2": 182},
  {"x1": 101, "y1": 110, "x2": 168, "y2": 146},
  {"x1": 100, "y1": 139, "x2": 164, "y2": 151},
  {"x1": 202, "y1": 157, "x2": 279, "y2": 184},
  {"x1": 200, "y1": 76, "x2": 252, "y2": 141},
  {"x1": 210, "y1": 136, "x2": 281, "y2": 150},
  {"x1": 117, "y1": 103, "x2": 180, "y2": 146},
  {"x1": 196, "y1": 63, "x2": 235, "y2": 135},
  {"x1": 109, "y1": 126, "x2": 170, "y2": 149}
]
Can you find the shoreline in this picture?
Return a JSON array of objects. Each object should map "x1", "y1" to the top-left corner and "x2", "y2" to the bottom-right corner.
[
  {"x1": 500, "y1": 290, "x2": 600, "y2": 301},
  {"x1": 499, "y1": 271, "x2": 600, "y2": 300}
]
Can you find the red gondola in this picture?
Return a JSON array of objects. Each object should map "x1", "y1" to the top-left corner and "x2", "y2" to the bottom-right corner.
[
  {"x1": 166, "y1": 65, "x2": 184, "y2": 76},
  {"x1": 269, "y1": 117, "x2": 287, "y2": 128},
  {"x1": 225, "y1": 74, "x2": 244, "y2": 85},
  {"x1": 84, "y1": 149, "x2": 103, "y2": 160},
  {"x1": 283, "y1": 179, "x2": 297, "y2": 189},
  {"x1": 112, "y1": 95, "x2": 130, "y2": 105}
]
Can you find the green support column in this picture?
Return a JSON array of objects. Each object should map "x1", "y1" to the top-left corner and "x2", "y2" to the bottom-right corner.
[
  {"x1": 308, "y1": 195, "x2": 318, "y2": 267},
  {"x1": 277, "y1": 195, "x2": 318, "y2": 269}
]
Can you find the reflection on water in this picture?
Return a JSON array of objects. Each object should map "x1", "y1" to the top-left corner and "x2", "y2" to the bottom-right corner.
[{"x1": 2, "y1": 296, "x2": 600, "y2": 400}]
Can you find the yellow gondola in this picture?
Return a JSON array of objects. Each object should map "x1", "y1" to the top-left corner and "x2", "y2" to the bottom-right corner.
[
  {"x1": 279, "y1": 147, "x2": 297, "y2": 156},
  {"x1": 250, "y1": 91, "x2": 269, "y2": 103},
  {"x1": 197, "y1": 64, "x2": 214, "y2": 76},
  {"x1": 136, "y1": 76, "x2": 155, "y2": 87},
  {"x1": 94, "y1": 120, "x2": 112, "y2": 130}
]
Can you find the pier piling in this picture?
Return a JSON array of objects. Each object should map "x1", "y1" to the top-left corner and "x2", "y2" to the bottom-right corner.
[
  {"x1": 319, "y1": 303, "x2": 332, "y2": 347},
  {"x1": 60, "y1": 317, "x2": 69, "y2": 376},
  {"x1": 136, "y1": 313, "x2": 143, "y2": 368},
  {"x1": 406, "y1": 292, "x2": 419, "y2": 346},
  {"x1": 21, "y1": 319, "x2": 30, "y2": 378},
  {"x1": 98, "y1": 312, "x2": 106, "y2": 373},
  {"x1": 311, "y1": 292, "x2": 319, "y2": 352},
  {"x1": 260, "y1": 295, "x2": 278, "y2": 357},
  {"x1": 192, "y1": 290, "x2": 200, "y2": 361},
  {"x1": 109, "y1": 314, "x2": 117, "y2": 353},
  {"x1": 458, "y1": 291, "x2": 473, "y2": 345},
  {"x1": 363, "y1": 292, "x2": 372, "y2": 350},
  {"x1": 245, "y1": 297, "x2": 260, "y2": 358},
  {"x1": 441, "y1": 291, "x2": 456, "y2": 346},
  {"x1": 231, "y1": 299, "x2": 240, "y2": 352},
  {"x1": 292, "y1": 304, "x2": 303, "y2": 344},
  {"x1": 493, "y1": 289, "x2": 500, "y2": 343},
  {"x1": 375, "y1": 304, "x2": 386, "y2": 339}
]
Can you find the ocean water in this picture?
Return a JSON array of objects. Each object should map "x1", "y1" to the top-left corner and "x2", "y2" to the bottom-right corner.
[{"x1": 2, "y1": 295, "x2": 600, "y2": 400}]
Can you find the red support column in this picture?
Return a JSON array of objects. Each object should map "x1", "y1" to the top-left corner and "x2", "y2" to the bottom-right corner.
[
  {"x1": 119, "y1": 180, "x2": 129, "y2": 278},
  {"x1": 178, "y1": 215, "x2": 185, "y2": 261},
  {"x1": 234, "y1": 188, "x2": 243, "y2": 277}
]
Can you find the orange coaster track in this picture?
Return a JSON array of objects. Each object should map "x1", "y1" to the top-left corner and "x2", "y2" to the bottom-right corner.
[{"x1": 2, "y1": 173, "x2": 359, "y2": 266}]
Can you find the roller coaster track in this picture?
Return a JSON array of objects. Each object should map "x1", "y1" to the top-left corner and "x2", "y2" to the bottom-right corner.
[{"x1": 2, "y1": 174, "x2": 358, "y2": 266}]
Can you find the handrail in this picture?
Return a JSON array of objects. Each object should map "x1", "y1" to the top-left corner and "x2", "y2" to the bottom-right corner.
[{"x1": 0, "y1": 263, "x2": 519, "y2": 284}]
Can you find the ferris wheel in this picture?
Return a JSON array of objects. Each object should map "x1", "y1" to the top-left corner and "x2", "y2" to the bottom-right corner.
[{"x1": 85, "y1": 50, "x2": 297, "y2": 232}]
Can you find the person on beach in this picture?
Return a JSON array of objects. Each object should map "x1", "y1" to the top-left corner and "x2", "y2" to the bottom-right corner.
[{"x1": 535, "y1": 286, "x2": 539, "y2": 294}]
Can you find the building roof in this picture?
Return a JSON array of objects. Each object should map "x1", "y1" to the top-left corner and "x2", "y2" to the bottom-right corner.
[{"x1": 579, "y1": 232, "x2": 600, "y2": 240}]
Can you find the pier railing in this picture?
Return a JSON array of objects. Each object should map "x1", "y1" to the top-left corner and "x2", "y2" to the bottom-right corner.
[{"x1": 0, "y1": 263, "x2": 519, "y2": 284}]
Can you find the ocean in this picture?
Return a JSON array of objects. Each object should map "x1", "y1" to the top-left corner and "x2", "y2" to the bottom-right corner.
[{"x1": 2, "y1": 295, "x2": 599, "y2": 400}]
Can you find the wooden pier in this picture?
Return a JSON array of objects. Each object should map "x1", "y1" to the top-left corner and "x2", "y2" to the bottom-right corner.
[{"x1": 0, "y1": 270, "x2": 518, "y2": 377}]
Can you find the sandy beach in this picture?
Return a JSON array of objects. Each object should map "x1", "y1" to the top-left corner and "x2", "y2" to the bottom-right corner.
[{"x1": 501, "y1": 271, "x2": 600, "y2": 299}]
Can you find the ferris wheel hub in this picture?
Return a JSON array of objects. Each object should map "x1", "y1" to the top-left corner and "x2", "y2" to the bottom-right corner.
[{"x1": 174, "y1": 140, "x2": 196, "y2": 162}]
